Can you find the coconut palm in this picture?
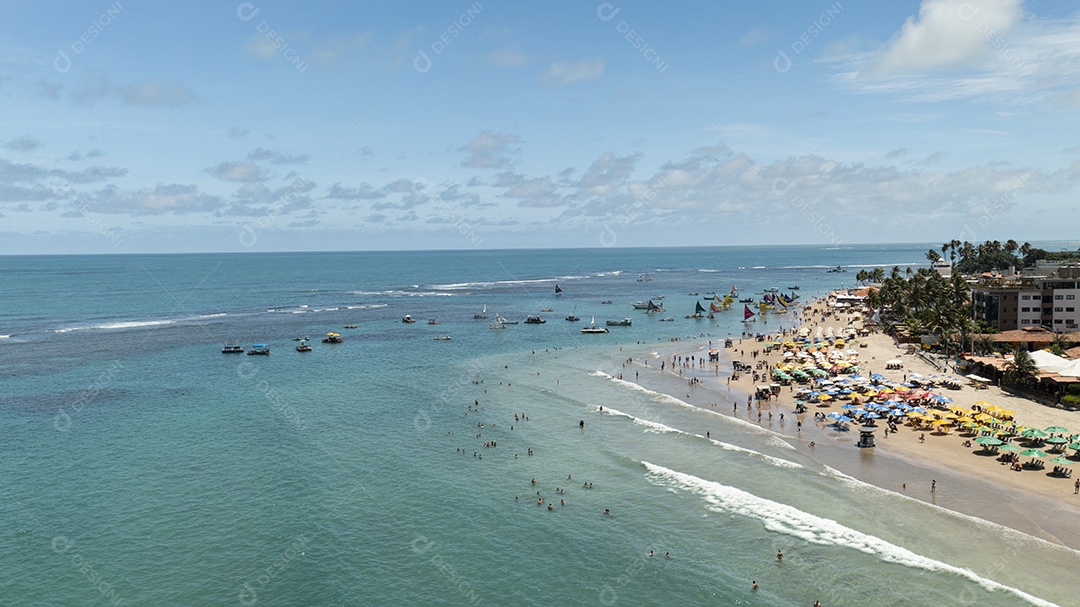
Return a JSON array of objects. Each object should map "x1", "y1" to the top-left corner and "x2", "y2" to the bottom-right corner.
[{"x1": 1003, "y1": 347, "x2": 1038, "y2": 387}]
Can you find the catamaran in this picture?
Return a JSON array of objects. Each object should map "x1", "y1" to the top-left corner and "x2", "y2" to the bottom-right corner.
[{"x1": 581, "y1": 316, "x2": 609, "y2": 333}]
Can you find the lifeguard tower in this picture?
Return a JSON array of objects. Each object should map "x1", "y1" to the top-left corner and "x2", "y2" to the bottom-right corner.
[{"x1": 857, "y1": 426, "x2": 876, "y2": 448}]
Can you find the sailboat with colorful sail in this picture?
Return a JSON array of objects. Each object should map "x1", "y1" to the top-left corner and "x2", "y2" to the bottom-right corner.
[
  {"x1": 687, "y1": 300, "x2": 706, "y2": 318},
  {"x1": 743, "y1": 304, "x2": 756, "y2": 322}
]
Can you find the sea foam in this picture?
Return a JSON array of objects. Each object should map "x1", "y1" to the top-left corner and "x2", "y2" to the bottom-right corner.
[{"x1": 642, "y1": 462, "x2": 1060, "y2": 607}]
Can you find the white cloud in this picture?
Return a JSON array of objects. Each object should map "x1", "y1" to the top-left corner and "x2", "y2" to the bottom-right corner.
[
  {"x1": 459, "y1": 130, "x2": 522, "y2": 169},
  {"x1": 864, "y1": 0, "x2": 1023, "y2": 77},
  {"x1": 121, "y1": 79, "x2": 198, "y2": 108},
  {"x1": 542, "y1": 58, "x2": 604, "y2": 86},
  {"x1": 487, "y1": 46, "x2": 529, "y2": 67},
  {"x1": 4, "y1": 136, "x2": 42, "y2": 153},
  {"x1": 207, "y1": 161, "x2": 268, "y2": 182}
]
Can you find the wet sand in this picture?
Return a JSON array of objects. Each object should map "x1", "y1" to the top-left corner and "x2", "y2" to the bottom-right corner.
[{"x1": 625, "y1": 303, "x2": 1080, "y2": 550}]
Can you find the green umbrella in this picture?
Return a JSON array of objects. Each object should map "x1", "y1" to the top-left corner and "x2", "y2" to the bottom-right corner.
[
  {"x1": 998, "y1": 443, "x2": 1023, "y2": 452},
  {"x1": 1045, "y1": 425, "x2": 1070, "y2": 434},
  {"x1": 1022, "y1": 428, "x2": 1049, "y2": 438},
  {"x1": 1068, "y1": 442, "x2": 1080, "y2": 451},
  {"x1": 1019, "y1": 448, "x2": 1049, "y2": 458},
  {"x1": 1048, "y1": 456, "x2": 1072, "y2": 465},
  {"x1": 1045, "y1": 436, "x2": 1068, "y2": 444},
  {"x1": 974, "y1": 436, "x2": 1003, "y2": 446}
]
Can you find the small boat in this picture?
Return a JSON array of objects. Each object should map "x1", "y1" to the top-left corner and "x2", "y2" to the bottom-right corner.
[
  {"x1": 222, "y1": 340, "x2": 244, "y2": 354},
  {"x1": 554, "y1": 284, "x2": 563, "y2": 296},
  {"x1": 788, "y1": 286, "x2": 800, "y2": 290},
  {"x1": 600, "y1": 300, "x2": 613, "y2": 304},
  {"x1": 291, "y1": 336, "x2": 308, "y2": 341},
  {"x1": 494, "y1": 313, "x2": 517, "y2": 325},
  {"x1": 473, "y1": 304, "x2": 487, "y2": 319},
  {"x1": 606, "y1": 318, "x2": 632, "y2": 327},
  {"x1": 687, "y1": 292, "x2": 698, "y2": 296},
  {"x1": 434, "y1": 335, "x2": 452, "y2": 341},
  {"x1": 632, "y1": 301, "x2": 652, "y2": 309},
  {"x1": 764, "y1": 287, "x2": 779, "y2": 293},
  {"x1": 659, "y1": 317, "x2": 674, "y2": 322},
  {"x1": 344, "y1": 324, "x2": 358, "y2": 329},
  {"x1": 402, "y1": 315, "x2": 416, "y2": 323},
  {"x1": 739, "y1": 298, "x2": 754, "y2": 303},
  {"x1": 427, "y1": 319, "x2": 441, "y2": 325},
  {"x1": 581, "y1": 316, "x2": 609, "y2": 333},
  {"x1": 524, "y1": 315, "x2": 546, "y2": 324},
  {"x1": 540, "y1": 308, "x2": 554, "y2": 313},
  {"x1": 827, "y1": 265, "x2": 846, "y2": 273},
  {"x1": 247, "y1": 343, "x2": 270, "y2": 355},
  {"x1": 565, "y1": 314, "x2": 580, "y2": 322},
  {"x1": 705, "y1": 291, "x2": 716, "y2": 295},
  {"x1": 322, "y1": 332, "x2": 344, "y2": 343},
  {"x1": 490, "y1": 323, "x2": 506, "y2": 330},
  {"x1": 295, "y1": 341, "x2": 312, "y2": 352}
]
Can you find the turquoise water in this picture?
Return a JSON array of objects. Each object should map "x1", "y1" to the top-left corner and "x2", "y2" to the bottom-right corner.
[{"x1": 2, "y1": 244, "x2": 1077, "y2": 606}]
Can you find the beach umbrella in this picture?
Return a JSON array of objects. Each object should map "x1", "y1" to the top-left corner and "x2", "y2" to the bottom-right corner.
[
  {"x1": 1048, "y1": 457, "x2": 1072, "y2": 465},
  {"x1": 999, "y1": 443, "x2": 1023, "y2": 452},
  {"x1": 1019, "y1": 448, "x2": 1049, "y2": 458},
  {"x1": 1068, "y1": 442, "x2": 1080, "y2": 451},
  {"x1": 1045, "y1": 426, "x2": 1070, "y2": 434},
  {"x1": 974, "y1": 400, "x2": 993, "y2": 408},
  {"x1": 930, "y1": 419, "x2": 952, "y2": 426},
  {"x1": 1021, "y1": 428, "x2": 1049, "y2": 439},
  {"x1": 865, "y1": 412, "x2": 881, "y2": 419},
  {"x1": 1045, "y1": 436, "x2": 1068, "y2": 445},
  {"x1": 826, "y1": 412, "x2": 845, "y2": 420},
  {"x1": 974, "y1": 436, "x2": 1003, "y2": 446}
]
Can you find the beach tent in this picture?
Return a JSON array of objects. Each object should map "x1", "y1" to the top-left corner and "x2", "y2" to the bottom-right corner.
[
  {"x1": 1057, "y1": 359, "x2": 1080, "y2": 378},
  {"x1": 1029, "y1": 349, "x2": 1071, "y2": 373}
]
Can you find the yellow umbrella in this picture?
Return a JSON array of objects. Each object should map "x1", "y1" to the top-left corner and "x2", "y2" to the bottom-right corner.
[
  {"x1": 943, "y1": 413, "x2": 959, "y2": 420},
  {"x1": 818, "y1": 394, "x2": 833, "y2": 401},
  {"x1": 931, "y1": 419, "x2": 953, "y2": 426},
  {"x1": 956, "y1": 416, "x2": 976, "y2": 424}
]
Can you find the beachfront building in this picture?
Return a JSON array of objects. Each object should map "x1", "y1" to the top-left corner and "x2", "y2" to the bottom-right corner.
[{"x1": 970, "y1": 265, "x2": 1080, "y2": 333}]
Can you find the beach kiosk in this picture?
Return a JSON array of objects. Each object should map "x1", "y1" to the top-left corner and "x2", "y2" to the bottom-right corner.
[{"x1": 857, "y1": 426, "x2": 877, "y2": 448}]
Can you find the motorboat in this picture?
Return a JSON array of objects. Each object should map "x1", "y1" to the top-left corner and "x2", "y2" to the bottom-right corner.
[
  {"x1": 291, "y1": 336, "x2": 308, "y2": 341},
  {"x1": 402, "y1": 315, "x2": 416, "y2": 323},
  {"x1": 788, "y1": 286, "x2": 800, "y2": 290},
  {"x1": 540, "y1": 308, "x2": 554, "y2": 312},
  {"x1": 247, "y1": 343, "x2": 270, "y2": 355},
  {"x1": 322, "y1": 332, "x2": 344, "y2": 343},
  {"x1": 632, "y1": 301, "x2": 652, "y2": 309},
  {"x1": 524, "y1": 315, "x2": 546, "y2": 324},
  {"x1": 606, "y1": 318, "x2": 632, "y2": 327},
  {"x1": 565, "y1": 314, "x2": 580, "y2": 321},
  {"x1": 427, "y1": 319, "x2": 441, "y2": 325},
  {"x1": 659, "y1": 317, "x2": 674, "y2": 322},
  {"x1": 344, "y1": 324, "x2": 357, "y2": 329},
  {"x1": 600, "y1": 300, "x2": 613, "y2": 304},
  {"x1": 581, "y1": 316, "x2": 609, "y2": 333},
  {"x1": 687, "y1": 292, "x2": 698, "y2": 296},
  {"x1": 222, "y1": 341, "x2": 244, "y2": 354},
  {"x1": 295, "y1": 341, "x2": 312, "y2": 352},
  {"x1": 827, "y1": 265, "x2": 846, "y2": 273},
  {"x1": 434, "y1": 335, "x2": 452, "y2": 341}
]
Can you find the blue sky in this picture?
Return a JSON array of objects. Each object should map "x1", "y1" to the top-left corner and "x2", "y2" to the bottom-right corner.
[{"x1": 2, "y1": 0, "x2": 1079, "y2": 253}]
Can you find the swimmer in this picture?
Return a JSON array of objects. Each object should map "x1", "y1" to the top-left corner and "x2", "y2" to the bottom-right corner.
[
  {"x1": 752, "y1": 581, "x2": 758, "y2": 591},
  {"x1": 777, "y1": 549, "x2": 783, "y2": 561},
  {"x1": 603, "y1": 508, "x2": 610, "y2": 515}
]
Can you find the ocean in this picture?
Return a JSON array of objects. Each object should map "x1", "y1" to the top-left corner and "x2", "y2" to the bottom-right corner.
[{"x1": 1, "y1": 244, "x2": 1077, "y2": 606}]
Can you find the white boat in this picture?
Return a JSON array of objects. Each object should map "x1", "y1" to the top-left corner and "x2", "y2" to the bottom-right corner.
[
  {"x1": 632, "y1": 301, "x2": 652, "y2": 309},
  {"x1": 473, "y1": 304, "x2": 487, "y2": 319},
  {"x1": 581, "y1": 316, "x2": 609, "y2": 333},
  {"x1": 434, "y1": 335, "x2": 452, "y2": 341},
  {"x1": 495, "y1": 313, "x2": 517, "y2": 325},
  {"x1": 402, "y1": 315, "x2": 416, "y2": 323},
  {"x1": 221, "y1": 340, "x2": 244, "y2": 354}
]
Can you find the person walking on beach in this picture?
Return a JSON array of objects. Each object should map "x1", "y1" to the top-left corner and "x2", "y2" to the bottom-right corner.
[
  {"x1": 1074, "y1": 478, "x2": 1079, "y2": 494},
  {"x1": 931, "y1": 479, "x2": 936, "y2": 494}
]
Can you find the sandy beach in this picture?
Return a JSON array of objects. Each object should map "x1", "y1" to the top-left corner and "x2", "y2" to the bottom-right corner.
[{"x1": 633, "y1": 299, "x2": 1080, "y2": 550}]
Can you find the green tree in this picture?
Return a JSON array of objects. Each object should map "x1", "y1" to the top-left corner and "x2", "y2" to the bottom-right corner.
[{"x1": 1002, "y1": 348, "x2": 1038, "y2": 387}]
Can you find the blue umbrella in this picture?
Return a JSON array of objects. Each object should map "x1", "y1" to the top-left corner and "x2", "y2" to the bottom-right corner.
[
  {"x1": 889, "y1": 409, "x2": 907, "y2": 416},
  {"x1": 823, "y1": 389, "x2": 839, "y2": 395},
  {"x1": 936, "y1": 396, "x2": 953, "y2": 403},
  {"x1": 911, "y1": 407, "x2": 927, "y2": 413},
  {"x1": 865, "y1": 412, "x2": 881, "y2": 419},
  {"x1": 851, "y1": 409, "x2": 867, "y2": 416},
  {"x1": 835, "y1": 415, "x2": 854, "y2": 423},
  {"x1": 840, "y1": 388, "x2": 853, "y2": 395},
  {"x1": 827, "y1": 412, "x2": 846, "y2": 420},
  {"x1": 841, "y1": 403, "x2": 859, "y2": 409}
]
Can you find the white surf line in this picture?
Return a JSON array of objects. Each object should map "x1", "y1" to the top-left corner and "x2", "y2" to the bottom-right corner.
[
  {"x1": 595, "y1": 405, "x2": 803, "y2": 470},
  {"x1": 642, "y1": 461, "x2": 1061, "y2": 607},
  {"x1": 592, "y1": 370, "x2": 798, "y2": 451}
]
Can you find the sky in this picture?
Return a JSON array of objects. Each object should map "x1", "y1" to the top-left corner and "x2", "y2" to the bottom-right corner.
[{"x1": 2, "y1": 0, "x2": 1080, "y2": 254}]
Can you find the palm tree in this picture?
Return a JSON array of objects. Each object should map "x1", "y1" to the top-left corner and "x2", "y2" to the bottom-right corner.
[
  {"x1": 973, "y1": 334, "x2": 995, "y2": 356},
  {"x1": 926, "y1": 249, "x2": 942, "y2": 264},
  {"x1": 1047, "y1": 333, "x2": 1075, "y2": 356},
  {"x1": 1003, "y1": 347, "x2": 1038, "y2": 387}
]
